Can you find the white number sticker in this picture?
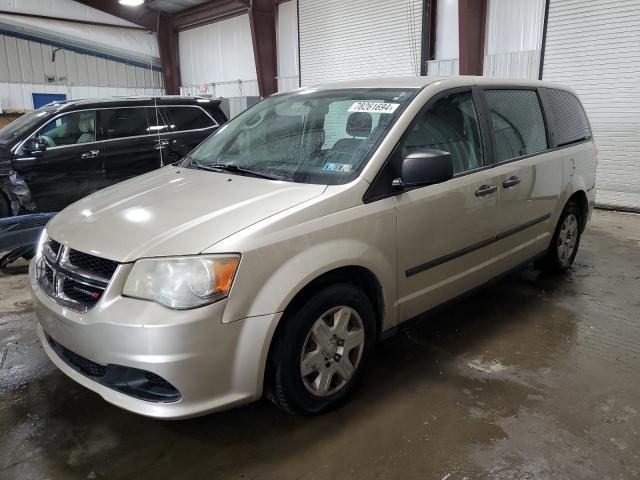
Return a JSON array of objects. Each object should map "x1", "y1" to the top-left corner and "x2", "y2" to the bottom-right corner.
[{"x1": 348, "y1": 102, "x2": 400, "y2": 114}]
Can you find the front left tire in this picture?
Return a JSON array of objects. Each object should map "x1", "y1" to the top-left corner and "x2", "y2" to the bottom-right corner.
[{"x1": 268, "y1": 283, "x2": 376, "y2": 415}]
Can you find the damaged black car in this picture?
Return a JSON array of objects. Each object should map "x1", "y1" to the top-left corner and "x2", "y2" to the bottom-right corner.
[{"x1": 0, "y1": 96, "x2": 227, "y2": 217}]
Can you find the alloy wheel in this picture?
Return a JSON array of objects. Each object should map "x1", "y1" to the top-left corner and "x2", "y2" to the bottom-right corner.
[{"x1": 557, "y1": 213, "x2": 579, "y2": 266}]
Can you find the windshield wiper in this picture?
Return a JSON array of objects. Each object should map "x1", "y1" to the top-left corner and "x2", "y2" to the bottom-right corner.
[{"x1": 191, "y1": 161, "x2": 285, "y2": 181}]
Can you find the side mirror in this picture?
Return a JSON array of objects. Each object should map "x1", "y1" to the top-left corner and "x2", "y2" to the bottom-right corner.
[
  {"x1": 23, "y1": 138, "x2": 47, "y2": 156},
  {"x1": 393, "y1": 148, "x2": 453, "y2": 189}
]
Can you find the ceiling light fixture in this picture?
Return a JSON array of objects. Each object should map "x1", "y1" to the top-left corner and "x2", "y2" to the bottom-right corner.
[{"x1": 119, "y1": 0, "x2": 144, "y2": 6}]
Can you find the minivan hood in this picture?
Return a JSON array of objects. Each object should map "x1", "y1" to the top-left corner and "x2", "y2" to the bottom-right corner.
[{"x1": 47, "y1": 166, "x2": 326, "y2": 262}]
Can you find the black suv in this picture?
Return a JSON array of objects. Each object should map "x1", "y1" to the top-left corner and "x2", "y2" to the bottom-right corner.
[{"x1": 0, "y1": 96, "x2": 227, "y2": 217}]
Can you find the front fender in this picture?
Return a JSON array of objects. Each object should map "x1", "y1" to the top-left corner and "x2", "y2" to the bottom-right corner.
[
  {"x1": 219, "y1": 200, "x2": 399, "y2": 330},
  {"x1": 266, "y1": 240, "x2": 391, "y2": 318}
]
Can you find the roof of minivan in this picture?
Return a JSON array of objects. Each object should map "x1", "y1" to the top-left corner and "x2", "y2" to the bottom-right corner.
[
  {"x1": 301, "y1": 76, "x2": 572, "y2": 92},
  {"x1": 48, "y1": 96, "x2": 221, "y2": 113}
]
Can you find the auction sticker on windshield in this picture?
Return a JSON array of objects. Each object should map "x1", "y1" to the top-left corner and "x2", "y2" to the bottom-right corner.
[
  {"x1": 348, "y1": 102, "x2": 400, "y2": 114},
  {"x1": 323, "y1": 162, "x2": 353, "y2": 173}
]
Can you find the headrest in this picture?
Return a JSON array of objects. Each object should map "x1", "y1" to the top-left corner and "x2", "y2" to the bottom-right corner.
[
  {"x1": 78, "y1": 116, "x2": 94, "y2": 133},
  {"x1": 346, "y1": 112, "x2": 372, "y2": 137}
]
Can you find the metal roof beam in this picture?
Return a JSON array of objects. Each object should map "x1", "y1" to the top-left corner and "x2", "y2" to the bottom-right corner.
[{"x1": 173, "y1": 0, "x2": 251, "y2": 31}]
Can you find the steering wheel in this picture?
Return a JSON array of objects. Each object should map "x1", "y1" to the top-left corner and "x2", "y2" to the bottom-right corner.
[{"x1": 39, "y1": 135, "x2": 56, "y2": 147}]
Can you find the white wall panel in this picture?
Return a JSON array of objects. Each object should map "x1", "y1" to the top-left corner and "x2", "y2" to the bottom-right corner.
[
  {"x1": 64, "y1": 50, "x2": 78, "y2": 84},
  {"x1": 29, "y1": 42, "x2": 44, "y2": 82},
  {"x1": 179, "y1": 14, "x2": 258, "y2": 97},
  {"x1": 435, "y1": 0, "x2": 459, "y2": 60},
  {"x1": 106, "y1": 60, "x2": 118, "y2": 87},
  {"x1": 40, "y1": 44, "x2": 55, "y2": 80},
  {"x1": 5, "y1": 36, "x2": 21, "y2": 82},
  {"x1": 483, "y1": 50, "x2": 541, "y2": 79},
  {"x1": 126, "y1": 65, "x2": 136, "y2": 88},
  {"x1": 75, "y1": 53, "x2": 88, "y2": 85},
  {"x1": 96, "y1": 58, "x2": 108, "y2": 87},
  {"x1": 543, "y1": 0, "x2": 640, "y2": 209},
  {"x1": 426, "y1": 58, "x2": 459, "y2": 77},
  {"x1": 16, "y1": 39, "x2": 34, "y2": 83},
  {"x1": 135, "y1": 67, "x2": 145, "y2": 89},
  {"x1": 85, "y1": 55, "x2": 98, "y2": 85},
  {"x1": 299, "y1": 0, "x2": 422, "y2": 85},
  {"x1": 483, "y1": 0, "x2": 545, "y2": 79},
  {"x1": 276, "y1": 0, "x2": 299, "y2": 92},
  {"x1": 53, "y1": 47, "x2": 67, "y2": 80},
  {"x1": 0, "y1": 36, "x2": 8, "y2": 82}
]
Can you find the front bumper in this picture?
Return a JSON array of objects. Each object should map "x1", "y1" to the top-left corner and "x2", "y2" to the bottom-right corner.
[{"x1": 30, "y1": 260, "x2": 281, "y2": 419}]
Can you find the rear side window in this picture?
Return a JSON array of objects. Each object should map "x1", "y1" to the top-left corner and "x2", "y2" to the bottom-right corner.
[
  {"x1": 484, "y1": 89, "x2": 547, "y2": 162},
  {"x1": 541, "y1": 88, "x2": 591, "y2": 147},
  {"x1": 162, "y1": 107, "x2": 215, "y2": 132},
  {"x1": 98, "y1": 108, "x2": 149, "y2": 140}
]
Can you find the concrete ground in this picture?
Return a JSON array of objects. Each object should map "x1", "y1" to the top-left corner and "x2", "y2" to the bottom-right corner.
[{"x1": 1, "y1": 209, "x2": 639, "y2": 479}]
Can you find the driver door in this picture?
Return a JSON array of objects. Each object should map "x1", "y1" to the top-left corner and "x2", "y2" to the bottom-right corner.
[
  {"x1": 13, "y1": 110, "x2": 107, "y2": 212},
  {"x1": 395, "y1": 88, "x2": 501, "y2": 321}
]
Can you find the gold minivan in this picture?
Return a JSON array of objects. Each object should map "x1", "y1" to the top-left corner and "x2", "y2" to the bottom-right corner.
[{"x1": 30, "y1": 77, "x2": 596, "y2": 418}]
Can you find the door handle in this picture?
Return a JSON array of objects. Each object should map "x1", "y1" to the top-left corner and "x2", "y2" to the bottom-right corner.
[
  {"x1": 475, "y1": 184, "x2": 497, "y2": 197},
  {"x1": 81, "y1": 150, "x2": 100, "y2": 159},
  {"x1": 154, "y1": 139, "x2": 170, "y2": 150},
  {"x1": 502, "y1": 175, "x2": 521, "y2": 188}
]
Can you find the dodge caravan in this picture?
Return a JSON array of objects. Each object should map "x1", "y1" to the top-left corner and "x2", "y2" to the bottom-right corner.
[{"x1": 30, "y1": 77, "x2": 596, "y2": 418}]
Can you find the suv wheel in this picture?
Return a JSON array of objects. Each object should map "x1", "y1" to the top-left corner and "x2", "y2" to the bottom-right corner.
[
  {"x1": 268, "y1": 284, "x2": 375, "y2": 415},
  {"x1": 541, "y1": 201, "x2": 583, "y2": 273}
]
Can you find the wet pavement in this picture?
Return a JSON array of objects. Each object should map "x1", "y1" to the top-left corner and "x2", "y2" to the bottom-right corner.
[{"x1": 1, "y1": 210, "x2": 639, "y2": 479}]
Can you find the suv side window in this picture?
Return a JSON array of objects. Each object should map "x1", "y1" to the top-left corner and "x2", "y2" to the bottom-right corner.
[
  {"x1": 162, "y1": 107, "x2": 215, "y2": 132},
  {"x1": 484, "y1": 89, "x2": 547, "y2": 162},
  {"x1": 98, "y1": 108, "x2": 150, "y2": 140},
  {"x1": 37, "y1": 111, "x2": 96, "y2": 147},
  {"x1": 541, "y1": 88, "x2": 591, "y2": 147},
  {"x1": 401, "y1": 90, "x2": 485, "y2": 174},
  {"x1": 146, "y1": 107, "x2": 172, "y2": 133}
]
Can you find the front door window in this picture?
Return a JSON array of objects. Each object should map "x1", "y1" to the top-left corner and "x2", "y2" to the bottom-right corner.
[
  {"x1": 401, "y1": 90, "x2": 485, "y2": 174},
  {"x1": 37, "y1": 111, "x2": 96, "y2": 147}
]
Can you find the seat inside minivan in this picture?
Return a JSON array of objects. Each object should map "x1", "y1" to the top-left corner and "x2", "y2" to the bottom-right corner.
[{"x1": 403, "y1": 94, "x2": 483, "y2": 173}]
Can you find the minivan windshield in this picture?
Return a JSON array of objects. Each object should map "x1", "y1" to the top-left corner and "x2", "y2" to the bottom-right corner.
[
  {"x1": 186, "y1": 88, "x2": 416, "y2": 184},
  {"x1": 0, "y1": 107, "x2": 55, "y2": 146}
]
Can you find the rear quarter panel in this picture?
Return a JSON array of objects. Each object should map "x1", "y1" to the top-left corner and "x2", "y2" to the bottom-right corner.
[{"x1": 555, "y1": 140, "x2": 597, "y2": 227}]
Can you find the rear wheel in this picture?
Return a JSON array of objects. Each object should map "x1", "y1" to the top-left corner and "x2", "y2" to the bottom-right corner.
[
  {"x1": 268, "y1": 284, "x2": 376, "y2": 415},
  {"x1": 540, "y1": 201, "x2": 582, "y2": 273}
]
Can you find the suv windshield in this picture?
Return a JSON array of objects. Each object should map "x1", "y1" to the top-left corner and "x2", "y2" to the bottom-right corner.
[
  {"x1": 186, "y1": 88, "x2": 416, "y2": 184},
  {"x1": 0, "y1": 107, "x2": 56, "y2": 146}
]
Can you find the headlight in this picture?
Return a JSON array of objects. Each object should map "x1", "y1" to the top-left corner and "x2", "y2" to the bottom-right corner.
[
  {"x1": 36, "y1": 229, "x2": 47, "y2": 258},
  {"x1": 122, "y1": 255, "x2": 240, "y2": 309}
]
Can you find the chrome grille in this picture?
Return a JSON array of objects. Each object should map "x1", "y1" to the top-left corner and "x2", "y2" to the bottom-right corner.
[{"x1": 36, "y1": 237, "x2": 119, "y2": 312}]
